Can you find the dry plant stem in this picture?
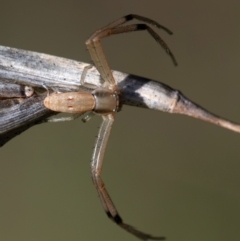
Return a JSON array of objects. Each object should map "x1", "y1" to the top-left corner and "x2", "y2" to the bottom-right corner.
[
  {"x1": 172, "y1": 93, "x2": 240, "y2": 133},
  {"x1": 0, "y1": 94, "x2": 53, "y2": 146},
  {"x1": 0, "y1": 82, "x2": 33, "y2": 98},
  {"x1": 0, "y1": 46, "x2": 240, "y2": 136}
]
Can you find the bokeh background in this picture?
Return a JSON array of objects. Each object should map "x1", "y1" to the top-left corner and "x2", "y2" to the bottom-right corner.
[{"x1": 0, "y1": 1, "x2": 240, "y2": 241}]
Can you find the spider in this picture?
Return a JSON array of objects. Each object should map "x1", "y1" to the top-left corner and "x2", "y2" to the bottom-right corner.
[{"x1": 44, "y1": 14, "x2": 177, "y2": 240}]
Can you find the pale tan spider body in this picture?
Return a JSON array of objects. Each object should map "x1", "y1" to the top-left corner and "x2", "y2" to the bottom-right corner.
[{"x1": 43, "y1": 14, "x2": 176, "y2": 240}]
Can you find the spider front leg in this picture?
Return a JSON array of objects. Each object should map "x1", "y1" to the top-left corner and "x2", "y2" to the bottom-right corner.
[
  {"x1": 86, "y1": 14, "x2": 170, "y2": 240},
  {"x1": 85, "y1": 13, "x2": 177, "y2": 83},
  {"x1": 91, "y1": 113, "x2": 165, "y2": 240}
]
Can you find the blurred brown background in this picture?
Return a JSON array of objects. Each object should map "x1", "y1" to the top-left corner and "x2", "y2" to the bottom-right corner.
[{"x1": 0, "y1": 1, "x2": 240, "y2": 241}]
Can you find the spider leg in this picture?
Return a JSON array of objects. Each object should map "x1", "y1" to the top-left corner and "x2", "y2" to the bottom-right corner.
[
  {"x1": 91, "y1": 113, "x2": 165, "y2": 240},
  {"x1": 85, "y1": 15, "x2": 176, "y2": 87}
]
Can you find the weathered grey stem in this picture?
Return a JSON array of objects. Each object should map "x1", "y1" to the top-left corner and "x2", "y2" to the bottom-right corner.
[{"x1": 0, "y1": 45, "x2": 240, "y2": 147}]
